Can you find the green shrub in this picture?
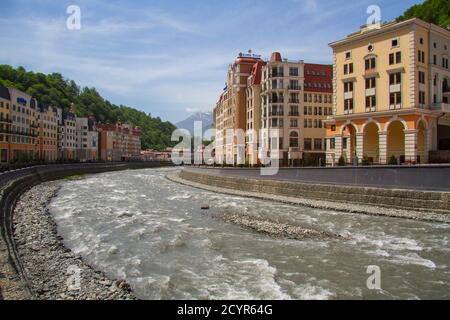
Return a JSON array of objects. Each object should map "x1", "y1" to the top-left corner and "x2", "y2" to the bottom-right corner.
[
  {"x1": 388, "y1": 155, "x2": 398, "y2": 165},
  {"x1": 361, "y1": 157, "x2": 370, "y2": 166}
]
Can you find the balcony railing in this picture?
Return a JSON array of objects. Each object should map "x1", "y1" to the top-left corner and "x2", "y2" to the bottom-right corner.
[
  {"x1": 271, "y1": 72, "x2": 284, "y2": 77},
  {"x1": 288, "y1": 85, "x2": 301, "y2": 90},
  {"x1": 269, "y1": 98, "x2": 284, "y2": 103},
  {"x1": 289, "y1": 112, "x2": 300, "y2": 116},
  {"x1": 270, "y1": 111, "x2": 284, "y2": 116},
  {"x1": 289, "y1": 99, "x2": 300, "y2": 104}
]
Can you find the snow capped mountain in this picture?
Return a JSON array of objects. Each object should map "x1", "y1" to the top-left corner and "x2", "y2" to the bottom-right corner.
[{"x1": 175, "y1": 111, "x2": 214, "y2": 136}]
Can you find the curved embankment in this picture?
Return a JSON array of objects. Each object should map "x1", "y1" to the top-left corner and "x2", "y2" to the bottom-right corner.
[
  {"x1": 168, "y1": 169, "x2": 450, "y2": 223},
  {"x1": 0, "y1": 162, "x2": 171, "y2": 300}
]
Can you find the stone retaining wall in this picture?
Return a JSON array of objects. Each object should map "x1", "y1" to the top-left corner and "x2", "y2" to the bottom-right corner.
[{"x1": 179, "y1": 170, "x2": 450, "y2": 213}]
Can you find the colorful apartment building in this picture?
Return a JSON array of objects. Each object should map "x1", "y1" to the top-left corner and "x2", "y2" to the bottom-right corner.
[
  {"x1": 37, "y1": 105, "x2": 59, "y2": 162},
  {"x1": 214, "y1": 52, "x2": 263, "y2": 165},
  {"x1": 57, "y1": 106, "x2": 77, "y2": 161},
  {"x1": 259, "y1": 52, "x2": 305, "y2": 166},
  {"x1": 8, "y1": 88, "x2": 39, "y2": 162},
  {"x1": 302, "y1": 63, "x2": 333, "y2": 165},
  {"x1": 75, "y1": 116, "x2": 98, "y2": 162},
  {"x1": 97, "y1": 123, "x2": 141, "y2": 162},
  {"x1": 325, "y1": 18, "x2": 450, "y2": 166},
  {"x1": 0, "y1": 86, "x2": 11, "y2": 163}
]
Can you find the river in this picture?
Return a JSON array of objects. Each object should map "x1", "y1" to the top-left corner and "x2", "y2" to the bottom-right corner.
[{"x1": 48, "y1": 168, "x2": 450, "y2": 300}]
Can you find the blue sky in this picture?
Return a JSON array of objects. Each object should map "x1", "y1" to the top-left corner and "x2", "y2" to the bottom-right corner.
[{"x1": 0, "y1": 0, "x2": 421, "y2": 123}]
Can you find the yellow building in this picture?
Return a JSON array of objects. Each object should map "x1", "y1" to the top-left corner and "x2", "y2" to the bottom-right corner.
[
  {"x1": 325, "y1": 18, "x2": 450, "y2": 166},
  {"x1": 8, "y1": 88, "x2": 38, "y2": 162}
]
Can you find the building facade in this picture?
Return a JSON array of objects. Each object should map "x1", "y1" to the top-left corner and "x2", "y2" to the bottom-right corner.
[
  {"x1": 245, "y1": 60, "x2": 265, "y2": 165},
  {"x1": 57, "y1": 107, "x2": 77, "y2": 161},
  {"x1": 37, "y1": 105, "x2": 59, "y2": 162},
  {"x1": 302, "y1": 63, "x2": 333, "y2": 165},
  {"x1": 260, "y1": 52, "x2": 305, "y2": 166},
  {"x1": 214, "y1": 52, "x2": 263, "y2": 165},
  {"x1": 76, "y1": 116, "x2": 99, "y2": 162},
  {"x1": 325, "y1": 18, "x2": 450, "y2": 166},
  {"x1": 97, "y1": 123, "x2": 141, "y2": 162},
  {"x1": 0, "y1": 86, "x2": 11, "y2": 163},
  {"x1": 8, "y1": 88, "x2": 38, "y2": 162}
]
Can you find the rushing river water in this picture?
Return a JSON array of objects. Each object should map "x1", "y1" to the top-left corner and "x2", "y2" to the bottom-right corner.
[{"x1": 48, "y1": 168, "x2": 450, "y2": 300}]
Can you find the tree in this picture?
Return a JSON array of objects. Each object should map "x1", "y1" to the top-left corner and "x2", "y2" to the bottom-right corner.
[{"x1": 397, "y1": 0, "x2": 450, "y2": 29}]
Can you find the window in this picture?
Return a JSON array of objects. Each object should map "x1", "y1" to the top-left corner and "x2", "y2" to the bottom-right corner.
[
  {"x1": 365, "y1": 57, "x2": 376, "y2": 71},
  {"x1": 344, "y1": 64, "x2": 348, "y2": 75},
  {"x1": 345, "y1": 51, "x2": 352, "y2": 60},
  {"x1": 289, "y1": 132, "x2": 299, "y2": 147},
  {"x1": 390, "y1": 51, "x2": 401, "y2": 64},
  {"x1": 344, "y1": 99, "x2": 353, "y2": 113},
  {"x1": 419, "y1": 71, "x2": 426, "y2": 84},
  {"x1": 390, "y1": 72, "x2": 401, "y2": 85},
  {"x1": 290, "y1": 119, "x2": 298, "y2": 128},
  {"x1": 289, "y1": 68, "x2": 299, "y2": 76},
  {"x1": 304, "y1": 138, "x2": 312, "y2": 150},
  {"x1": 314, "y1": 139, "x2": 322, "y2": 150},
  {"x1": 330, "y1": 138, "x2": 335, "y2": 149},
  {"x1": 392, "y1": 39, "x2": 399, "y2": 47},
  {"x1": 366, "y1": 96, "x2": 376, "y2": 111},
  {"x1": 418, "y1": 50, "x2": 425, "y2": 63},
  {"x1": 420, "y1": 38, "x2": 423, "y2": 45},
  {"x1": 365, "y1": 77, "x2": 376, "y2": 89},
  {"x1": 419, "y1": 91, "x2": 426, "y2": 106},
  {"x1": 390, "y1": 92, "x2": 402, "y2": 108},
  {"x1": 344, "y1": 82, "x2": 353, "y2": 92},
  {"x1": 349, "y1": 63, "x2": 353, "y2": 73}
]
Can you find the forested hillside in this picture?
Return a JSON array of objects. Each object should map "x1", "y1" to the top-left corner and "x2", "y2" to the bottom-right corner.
[
  {"x1": 397, "y1": 0, "x2": 450, "y2": 29},
  {"x1": 0, "y1": 65, "x2": 176, "y2": 151}
]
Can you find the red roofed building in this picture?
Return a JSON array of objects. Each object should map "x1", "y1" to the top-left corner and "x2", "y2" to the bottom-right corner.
[{"x1": 213, "y1": 52, "x2": 262, "y2": 164}]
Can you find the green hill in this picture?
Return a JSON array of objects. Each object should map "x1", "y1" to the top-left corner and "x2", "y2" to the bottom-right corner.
[
  {"x1": 0, "y1": 65, "x2": 176, "y2": 151},
  {"x1": 397, "y1": 0, "x2": 450, "y2": 29}
]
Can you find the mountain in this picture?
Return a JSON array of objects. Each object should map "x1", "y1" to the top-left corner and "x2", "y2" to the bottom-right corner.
[
  {"x1": 397, "y1": 0, "x2": 450, "y2": 29},
  {"x1": 0, "y1": 65, "x2": 176, "y2": 151},
  {"x1": 176, "y1": 111, "x2": 214, "y2": 136}
]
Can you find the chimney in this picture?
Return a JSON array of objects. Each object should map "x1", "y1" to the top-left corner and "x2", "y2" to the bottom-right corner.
[{"x1": 270, "y1": 52, "x2": 282, "y2": 62}]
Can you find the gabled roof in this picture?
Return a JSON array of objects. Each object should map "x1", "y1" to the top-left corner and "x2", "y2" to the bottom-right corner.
[{"x1": 0, "y1": 85, "x2": 11, "y2": 100}]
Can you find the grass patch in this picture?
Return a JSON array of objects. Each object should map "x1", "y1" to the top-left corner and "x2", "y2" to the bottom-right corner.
[{"x1": 63, "y1": 174, "x2": 86, "y2": 181}]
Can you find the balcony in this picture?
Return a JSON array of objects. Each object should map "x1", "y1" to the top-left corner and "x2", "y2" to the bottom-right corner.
[
  {"x1": 269, "y1": 98, "x2": 284, "y2": 103},
  {"x1": 431, "y1": 102, "x2": 450, "y2": 113},
  {"x1": 289, "y1": 112, "x2": 300, "y2": 117},
  {"x1": 444, "y1": 89, "x2": 450, "y2": 99},
  {"x1": 270, "y1": 111, "x2": 284, "y2": 116},
  {"x1": 288, "y1": 85, "x2": 301, "y2": 90},
  {"x1": 271, "y1": 72, "x2": 284, "y2": 78},
  {"x1": 289, "y1": 99, "x2": 300, "y2": 104}
]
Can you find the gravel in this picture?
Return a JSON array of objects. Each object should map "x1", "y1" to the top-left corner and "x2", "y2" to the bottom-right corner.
[
  {"x1": 220, "y1": 212, "x2": 340, "y2": 240},
  {"x1": 12, "y1": 181, "x2": 136, "y2": 300}
]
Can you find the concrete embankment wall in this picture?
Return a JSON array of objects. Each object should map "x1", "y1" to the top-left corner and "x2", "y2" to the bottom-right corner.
[
  {"x1": 0, "y1": 162, "x2": 171, "y2": 299},
  {"x1": 179, "y1": 169, "x2": 450, "y2": 213}
]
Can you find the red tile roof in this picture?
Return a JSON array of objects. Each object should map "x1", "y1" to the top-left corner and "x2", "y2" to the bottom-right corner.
[{"x1": 304, "y1": 63, "x2": 333, "y2": 93}]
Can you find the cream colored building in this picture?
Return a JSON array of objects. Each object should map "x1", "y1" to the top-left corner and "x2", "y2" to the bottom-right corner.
[
  {"x1": 37, "y1": 105, "x2": 59, "y2": 162},
  {"x1": 325, "y1": 18, "x2": 450, "y2": 166}
]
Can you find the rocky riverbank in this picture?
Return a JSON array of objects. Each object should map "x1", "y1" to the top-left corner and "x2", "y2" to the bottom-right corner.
[{"x1": 12, "y1": 182, "x2": 135, "y2": 300}]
